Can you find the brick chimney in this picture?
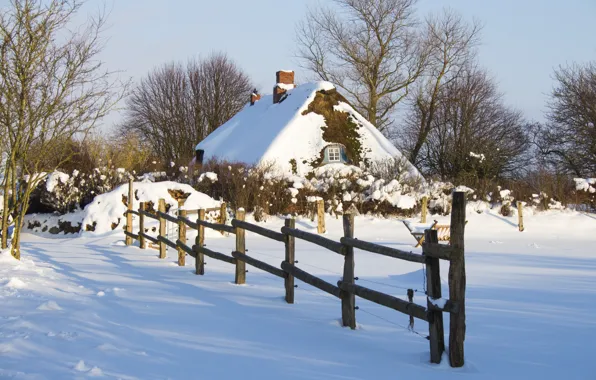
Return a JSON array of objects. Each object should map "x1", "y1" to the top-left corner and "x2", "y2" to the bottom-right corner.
[
  {"x1": 273, "y1": 70, "x2": 296, "y2": 104},
  {"x1": 250, "y1": 89, "x2": 261, "y2": 106}
]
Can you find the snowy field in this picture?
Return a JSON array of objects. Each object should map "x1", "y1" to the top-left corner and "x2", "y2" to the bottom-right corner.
[{"x1": 1, "y1": 209, "x2": 596, "y2": 379}]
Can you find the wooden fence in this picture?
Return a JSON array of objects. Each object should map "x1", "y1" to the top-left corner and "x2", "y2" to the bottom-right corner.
[{"x1": 123, "y1": 182, "x2": 467, "y2": 367}]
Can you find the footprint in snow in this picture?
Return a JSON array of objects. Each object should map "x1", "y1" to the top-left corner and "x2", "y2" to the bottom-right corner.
[
  {"x1": 73, "y1": 360, "x2": 103, "y2": 376},
  {"x1": 37, "y1": 301, "x2": 62, "y2": 311},
  {"x1": 4, "y1": 277, "x2": 27, "y2": 289},
  {"x1": 48, "y1": 331, "x2": 79, "y2": 340},
  {"x1": 528, "y1": 243, "x2": 540, "y2": 249},
  {"x1": 489, "y1": 240, "x2": 504, "y2": 244}
]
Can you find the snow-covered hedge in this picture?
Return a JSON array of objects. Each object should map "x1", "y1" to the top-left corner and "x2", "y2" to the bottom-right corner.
[{"x1": 26, "y1": 181, "x2": 220, "y2": 235}]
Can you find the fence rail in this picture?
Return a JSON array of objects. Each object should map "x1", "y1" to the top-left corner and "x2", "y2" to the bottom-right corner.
[{"x1": 122, "y1": 179, "x2": 467, "y2": 367}]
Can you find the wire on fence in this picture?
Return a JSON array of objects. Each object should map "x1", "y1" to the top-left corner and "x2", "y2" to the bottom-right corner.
[
  {"x1": 248, "y1": 250, "x2": 343, "y2": 278},
  {"x1": 355, "y1": 277, "x2": 421, "y2": 293},
  {"x1": 422, "y1": 263, "x2": 427, "y2": 295},
  {"x1": 357, "y1": 307, "x2": 429, "y2": 340}
]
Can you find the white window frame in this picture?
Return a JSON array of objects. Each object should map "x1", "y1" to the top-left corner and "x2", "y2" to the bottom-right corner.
[{"x1": 328, "y1": 146, "x2": 341, "y2": 162}]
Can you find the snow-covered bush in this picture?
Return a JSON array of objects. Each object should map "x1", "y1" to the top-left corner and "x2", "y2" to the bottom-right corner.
[
  {"x1": 35, "y1": 167, "x2": 133, "y2": 215},
  {"x1": 574, "y1": 178, "x2": 596, "y2": 194},
  {"x1": 194, "y1": 159, "x2": 293, "y2": 219}
]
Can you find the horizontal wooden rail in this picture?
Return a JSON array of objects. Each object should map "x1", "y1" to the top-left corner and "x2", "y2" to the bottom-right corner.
[
  {"x1": 176, "y1": 240, "x2": 196, "y2": 258},
  {"x1": 156, "y1": 211, "x2": 179, "y2": 224},
  {"x1": 337, "y1": 281, "x2": 428, "y2": 322},
  {"x1": 232, "y1": 219, "x2": 285, "y2": 242},
  {"x1": 341, "y1": 237, "x2": 426, "y2": 263},
  {"x1": 178, "y1": 216, "x2": 198, "y2": 230},
  {"x1": 232, "y1": 251, "x2": 285, "y2": 278},
  {"x1": 124, "y1": 231, "x2": 139, "y2": 240},
  {"x1": 140, "y1": 232, "x2": 158, "y2": 244},
  {"x1": 196, "y1": 220, "x2": 235, "y2": 234},
  {"x1": 193, "y1": 245, "x2": 236, "y2": 265},
  {"x1": 422, "y1": 243, "x2": 453, "y2": 260},
  {"x1": 139, "y1": 210, "x2": 159, "y2": 220},
  {"x1": 281, "y1": 261, "x2": 341, "y2": 298},
  {"x1": 281, "y1": 227, "x2": 344, "y2": 255},
  {"x1": 157, "y1": 235, "x2": 177, "y2": 250},
  {"x1": 125, "y1": 210, "x2": 139, "y2": 216}
]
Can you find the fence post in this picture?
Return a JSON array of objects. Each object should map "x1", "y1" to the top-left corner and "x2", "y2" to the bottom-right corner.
[
  {"x1": 235, "y1": 209, "x2": 246, "y2": 285},
  {"x1": 125, "y1": 178, "x2": 134, "y2": 246},
  {"x1": 517, "y1": 201, "x2": 524, "y2": 232},
  {"x1": 340, "y1": 212, "x2": 356, "y2": 329},
  {"x1": 424, "y1": 229, "x2": 445, "y2": 364},
  {"x1": 407, "y1": 288, "x2": 414, "y2": 329},
  {"x1": 220, "y1": 202, "x2": 227, "y2": 225},
  {"x1": 284, "y1": 217, "x2": 296, "y2": 304},
  {"x1": 195, "y1": 209, "x2": 205, "y2": 275},
  {"x1": 317, "y1": 199, "x2": 326, "y2": 234},
  {"x1": 449, "y1": 192, "x2": 466, "y2": 367},
  {"x1": 421, "y1": 196, "x2": 428, "y2": 223},
  {"x1": 139, "y1": 202, "x2": 146, "y2": 249},
  {"x1": 178, "y1": 209, "x2": 187, "y2": 267},
  {"x1": 158, "y1": 198, "x2": 166, "y2": 259}
]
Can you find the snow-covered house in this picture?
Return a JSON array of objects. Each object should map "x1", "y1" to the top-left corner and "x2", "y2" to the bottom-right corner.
[{"x1": 194, "y1": 71, "x2": 420, "y2": 178}]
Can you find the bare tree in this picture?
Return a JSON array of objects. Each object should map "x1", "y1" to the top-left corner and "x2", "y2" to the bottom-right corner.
[
  {"x1": 192, "y1": 54, "x2": 254, "y2": 137},
  {"x1": 402, "y1": 65, "x2": 529, "y2": 183},
  {"x1": 296, "y1": 0, "x2": 426, "y2": 133},
  {"x1": 0, "y1": 0, "x2": 125, "y2": 259},
  {"x1": 122, "y1": 53, "x2": 253, "y2": 164},
  {"x1": 535, "y1": 62, "x2": 596, "y2": 176},
  {"x1": 404, "y1": 9, "x2": 482, "y2": 165}
]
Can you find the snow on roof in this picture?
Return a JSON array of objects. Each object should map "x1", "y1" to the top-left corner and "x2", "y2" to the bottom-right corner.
[{"x1": 196, "y1": 81, "x2": 421, "y2": 178}]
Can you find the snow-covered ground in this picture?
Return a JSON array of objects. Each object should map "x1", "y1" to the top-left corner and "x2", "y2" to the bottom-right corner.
[{"x1": 1, "y1": 209, "x2": 596, "y2": 379}]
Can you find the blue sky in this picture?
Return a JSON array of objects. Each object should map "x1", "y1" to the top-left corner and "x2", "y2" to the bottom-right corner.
[{"x1": 86, "y1": 0, "x2": 595, "y2": 128}]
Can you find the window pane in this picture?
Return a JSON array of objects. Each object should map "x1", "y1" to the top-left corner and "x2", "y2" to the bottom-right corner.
[{"x1": 328, "y1": 147, "x2": 340, "y2": 162}]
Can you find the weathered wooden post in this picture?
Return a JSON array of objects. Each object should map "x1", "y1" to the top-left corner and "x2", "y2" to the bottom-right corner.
[
  {"x1": 139, "y1": 202, "x2": 146, "y2": 249},
  {"x1": 517, "y1": 201, "x2": 524, "y2": 232},
  {"x1": 177, "y1": 209, "x2": 187, "y2": 266},
  {"x1": 158, "y1": 198, "x2": 166, "y2": 259},
  {"x1": 421, "y1": 196, "x2": 428, "y2": 223},
  {"x1": 219, "y1": 202, "x2": 227, "y2": 235},
  {"x1": 340, "y1": 212, "x2": 356, "y2": 329},
  {"x1": 219, "y1": 202, "x2": 227, "y2": 224},
  {"x1": 449, "y1": 191, "x2": 466, "y2": 367},
  {"x1": 424, "y1": 229, "x2": 445, "y2": 364},
  {"x1": 235, "y1": 209, "x2": 246, "y2": 285},
  {"x1": 284, "y1": 217, "x2": 296, "y2": 304},
  {"x1": 317, "y1": 199, "x2": 326, "y2": 234},
  {"x1": 407, "y1": 288, "x2": 414, "y2": 329},
  {"x1": 125, "y1": 179, "x2": 134, "y2": 246},
  {"x1": 195, "y1": 209, "x2": 205, "y2": 275}
]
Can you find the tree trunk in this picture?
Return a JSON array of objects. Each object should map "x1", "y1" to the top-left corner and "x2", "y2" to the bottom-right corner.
[
  {"x1": 10, "y1": 208, "x2": 23, "y2": 260},
  {"x1": 10, "y1": 183, "x2": 34, "y2": 260},
  {"x1": 1, "y1": 165, "x2": 11, "y2": 250}
]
